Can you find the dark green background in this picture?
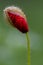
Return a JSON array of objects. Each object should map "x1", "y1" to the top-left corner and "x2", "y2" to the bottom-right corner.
[{"x1": 0, "y1": 0, "x2": 43, "y2": 65}]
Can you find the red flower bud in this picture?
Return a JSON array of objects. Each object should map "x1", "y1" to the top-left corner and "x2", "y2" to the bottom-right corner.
[{"x1": 4, "y1": 6, "x2": 29, "y2": 33}]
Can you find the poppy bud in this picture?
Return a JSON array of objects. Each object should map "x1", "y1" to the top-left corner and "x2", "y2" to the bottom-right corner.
[{"x1": 3, "y1": 6, "x2": 29, "y2": 33}]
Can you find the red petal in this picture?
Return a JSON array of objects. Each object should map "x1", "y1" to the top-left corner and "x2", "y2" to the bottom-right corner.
[{"x1": 7, "y1": 11, "x2": 29, "y2": 33}]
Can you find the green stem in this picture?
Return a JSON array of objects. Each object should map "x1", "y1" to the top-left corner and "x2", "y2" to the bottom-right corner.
[{"x1": 26, "y1": 32, "x2": 30, "y2": 65}]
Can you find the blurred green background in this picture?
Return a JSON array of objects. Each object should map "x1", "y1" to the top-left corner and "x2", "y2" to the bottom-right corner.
[{"x1": 0, "y1": 0, "x2": 43, "y2": 65}]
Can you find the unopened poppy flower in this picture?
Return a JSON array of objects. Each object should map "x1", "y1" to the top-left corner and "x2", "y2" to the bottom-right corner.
[
  {"x1": 3, "y1": 6, "x2": 30, "y2": 65},
  {"x1": 3, "y1": 6, "x2": 29, "y2": 33}
]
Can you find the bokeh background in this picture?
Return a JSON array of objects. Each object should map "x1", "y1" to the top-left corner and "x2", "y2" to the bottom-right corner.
[{"x1": 0, "y1": 0, "x2": 43, "y2": 65}]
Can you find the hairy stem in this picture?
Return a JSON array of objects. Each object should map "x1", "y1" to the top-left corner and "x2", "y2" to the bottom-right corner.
[{"x1": 26, "y1": 32, "x2": 30, "y2": 65}]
